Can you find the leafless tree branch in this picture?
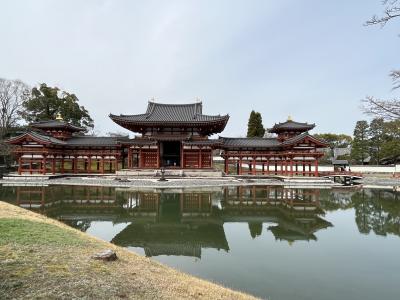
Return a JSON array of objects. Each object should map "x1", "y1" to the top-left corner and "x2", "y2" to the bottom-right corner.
[
  {"x1": 390, "y1": 69, "x2": 400, "y2": 89},
  {"x1": 362, "y1": 96, "x2": 400, "y2": 120},
  {"x1": 365, "y1": 0, "x2": 400, "y2": 27}
]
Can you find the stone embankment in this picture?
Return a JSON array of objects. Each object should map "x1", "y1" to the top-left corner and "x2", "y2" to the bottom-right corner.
[{"x1": 0, "y1": 175, "x2": 340, "y2": 189}]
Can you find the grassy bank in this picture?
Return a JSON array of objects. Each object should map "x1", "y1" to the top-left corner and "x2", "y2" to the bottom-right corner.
[{"x1": 0, "y1": 202, "x2": 257, "y2": 300}]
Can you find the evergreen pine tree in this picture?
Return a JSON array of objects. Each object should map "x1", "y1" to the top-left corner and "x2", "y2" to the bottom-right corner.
[
  {"x1": 351, "y1": 120, "x2": 370, "y2": 164},
  {"x1": 247, "y1": 111, "x2": 265, "y2": 137},
  {"x1": 368, "y1": 118, "x2": 385, "y2": 164}
]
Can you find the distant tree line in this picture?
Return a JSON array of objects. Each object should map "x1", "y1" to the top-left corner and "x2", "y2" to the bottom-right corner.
[{"x1": 351, "y1": 118, "x2": 400, "y2": 164}]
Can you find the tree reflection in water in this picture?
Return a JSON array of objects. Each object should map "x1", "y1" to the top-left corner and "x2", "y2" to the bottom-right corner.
[{"x1": 1, "y1": 184, "x2": 399, "y2": 257}]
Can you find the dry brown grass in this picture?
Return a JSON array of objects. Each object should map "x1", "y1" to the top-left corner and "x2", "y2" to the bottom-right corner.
[{"x1": 0, "y1": 201, "x2": 258, "y2": 300}]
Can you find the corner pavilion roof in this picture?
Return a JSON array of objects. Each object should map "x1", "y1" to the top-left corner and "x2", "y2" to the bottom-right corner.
[
  {"x1": 219, "y1": 137, "x2": 281, "y2": 149},
  {"x1": 109, "y1": 101, "x2": 229, "y2": 135},
  {"x1": 6, "y1": 130, "x2": 128, "y2": 147},
  {"x1": 30, "y1": 120, "x2": 85, "y2": 132},
  {"x1": 269, "y1": 120, "x2": 315, "y2": 133}
]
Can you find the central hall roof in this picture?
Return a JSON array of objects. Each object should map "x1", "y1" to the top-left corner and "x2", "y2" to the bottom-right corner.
[{"x1": 109, "y1": 101, "x2": 229, "y2": 135}]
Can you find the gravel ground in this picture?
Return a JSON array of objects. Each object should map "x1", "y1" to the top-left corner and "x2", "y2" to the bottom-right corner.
[
  {"x1": 1, "y1": 175, "x2": 399, "y2": 189},
  {"x1": 0, "y1": 176, "x2": 330, "y2": 189}
]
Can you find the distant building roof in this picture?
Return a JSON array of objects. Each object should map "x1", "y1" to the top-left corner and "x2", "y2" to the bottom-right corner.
[
  {"x1": 30, "y1": 120, "x2": 85, "y2": 132},
  {"x1": 269, "y1": 120, "x2": 315, "y2": 133},
  {"x1": 109, "y1": 101, "x2": 229, "y2": 135},
  {"x1": 332, "y1": 160, "x2": 349, "y2": 166}
]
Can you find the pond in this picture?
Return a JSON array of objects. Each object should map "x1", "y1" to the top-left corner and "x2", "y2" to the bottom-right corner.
[{"x1": 1, "y1": 184, "x2": 399, "y2": 300}]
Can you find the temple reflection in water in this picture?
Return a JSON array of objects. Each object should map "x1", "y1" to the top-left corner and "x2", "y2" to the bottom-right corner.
[{"x1": 1, "y1": 184, "x2": 399, "y2": 258}]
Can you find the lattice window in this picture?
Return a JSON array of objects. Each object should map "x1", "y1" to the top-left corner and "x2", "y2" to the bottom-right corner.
[{"x1": 142, "y1": 151, "x2": 158, "y2": 168}]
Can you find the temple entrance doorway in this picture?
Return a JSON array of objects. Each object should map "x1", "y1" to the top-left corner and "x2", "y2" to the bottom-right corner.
[{"x1": 160, "y1": 141, "x2": 181, "y2": 167}]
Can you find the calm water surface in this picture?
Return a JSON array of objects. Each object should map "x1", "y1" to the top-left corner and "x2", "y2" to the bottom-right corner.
[{"x1": 1, "y1": 184, "x2": 399, "y2": 300}]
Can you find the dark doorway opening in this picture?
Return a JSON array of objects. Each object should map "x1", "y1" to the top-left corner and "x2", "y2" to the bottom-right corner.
[{"x1": 161, "y1": 141, "x2": 181, "y2": 167}]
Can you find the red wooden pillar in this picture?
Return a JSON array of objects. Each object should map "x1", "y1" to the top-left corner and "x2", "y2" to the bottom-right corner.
[
  {"x1": 198, "y1": 148, "x2": 202, "y2": 169},
  {"x1": 101, "y1": 156, "x2": 105, "y2": 174},
  {"x1": 128, "y1": 148, "x2": 132, "y2": 169},
  {"x1": 239, "y1": 156, "x2": 243, "y2": 175},
  {"x1": 224, "y1": 155, "x2": 229, "y2": 174},
  {"x1": 18, "y1": 156, "x2": 22, "y2": 175},
  {"x1": 51, "y1": 157, "x2": 56, "y2": 174},
  {"x1": 308, "y1": 162, "x2": 312, "y2": 176},
  {"x1": 139, "y1": 149, "x2": 143, "y2": 168},
  {"x1": 61, "y1": 156, "x2": 65, "y2": 174},
  {"x1": 74, "y1": 157, "x2": 78, "y2": 174},
  {"x1": 314, "y1": 158, "x2": 319, "y2": 177},
  {"x1": 42, "y1": 156, "x2": 47, "y2": 175},
  {"x1": 290, "y1": 158, "x2": 293, "y2": 177},
  {"x1": 180, "y1": 142, "x2": 184, "y2": 168},
  {"x1": 88, "y1": 156, "x2": 92, "y2": 173},
  {"x1": 252, "y1": 156, "x2": 256, "y2": 175},
  {"x1": 156, "y1": 144, "x2": 160, "y2": 168},
  {"x1": 266, "y1": 159, "x2": 269, "y2": 175}
]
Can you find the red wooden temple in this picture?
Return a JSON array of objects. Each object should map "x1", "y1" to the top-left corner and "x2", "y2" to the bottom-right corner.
[
  {"x1": 220, "y1": 118, "x2": 328, "y2": 176},
  {"x1": 7, "y1": 101, "x2": 328, "y2": 176},
  {"x1": 109, "y1": 101, "x2": 229, "y2": 169}
]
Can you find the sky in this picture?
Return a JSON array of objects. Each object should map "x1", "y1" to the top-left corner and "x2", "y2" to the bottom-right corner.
[{"x1": 1, "y1": 0, "x2": 399, "y2": 137}]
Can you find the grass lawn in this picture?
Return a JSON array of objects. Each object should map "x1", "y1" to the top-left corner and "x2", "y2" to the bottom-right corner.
[{"x1": 0, "y1": 201, "x2": 257, "y2": 300}]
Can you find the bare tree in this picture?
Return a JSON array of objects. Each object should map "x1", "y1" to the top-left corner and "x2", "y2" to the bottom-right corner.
[
  {"x1": 362, "y1": 1, "x2": 400, "y2": 120},
  {"x1": 0, "y1": 78, "x2": 30, "y2": 139},
  {"x1": 362, "y1": 96, "x2": 400, "y2": 120},
  {"x1": 365, "y1": 0, "x2": 400, "y2": 27}
]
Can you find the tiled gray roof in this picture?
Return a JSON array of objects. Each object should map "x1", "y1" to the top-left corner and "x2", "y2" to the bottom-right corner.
[
  {"x1": 332, "y1": 160, "x2": 349, "y2": 165},
  {"x1": 281, "y1": 133, "x2": 328, "y2": 146},
  {"x1": 219, "y1": 137, "x2": 281, "y2": 149},
  {"x1": 66, "y1": 136, "x2": 125, "y2": 147},
  {"x1": 30, "y1": 120, "x2": 84, "y2": 132},
  {"x1": 6, "y1": 131, "x2": 66, "y2": 145},
  {"x1": 119, "y1": 139, "x2": 157, "y2": 146},
  {"x1": 110, "y1": 101, "x2": 229, "y2": 124},
  {"x1": 270, "y1": 120, "x2": 315, "y2": 133},
  {"x1": 182, "y1": 140, "x2": 222, "y2": 146}
]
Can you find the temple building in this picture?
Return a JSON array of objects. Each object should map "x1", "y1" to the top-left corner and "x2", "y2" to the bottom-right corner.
[
  {"x1": 6, "y1": 100, "x2": 328, "y2": 176},
  {"x1": 6, "y1": 117, "x2": 127, "y2": 175},
  {"x1": 109, "y1": 101, "x2": 229, "y2": 169},
  {"x1": 220, "y1": 118, "x2": 328, "y2": 176}
]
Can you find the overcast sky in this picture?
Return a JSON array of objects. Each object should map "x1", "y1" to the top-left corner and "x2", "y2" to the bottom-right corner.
[{"x1": 1, "y1": 0, "x2": 399, "y2": 137}]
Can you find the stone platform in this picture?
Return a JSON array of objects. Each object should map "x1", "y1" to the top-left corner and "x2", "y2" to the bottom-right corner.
[{"x1": 116, "y1": 168, "x2": 224, "y2": 178}]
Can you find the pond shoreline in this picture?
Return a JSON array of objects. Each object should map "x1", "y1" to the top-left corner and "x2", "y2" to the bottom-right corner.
[
  {"x1": 1, "y1": 176, "x2": 337, "y2": 189},
  {"x1": 0, "y1": 201, "x2": 257, "y2": 300},
  {"x1": 1, "y1": 174, "x2": 399, "y2": 189}
]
